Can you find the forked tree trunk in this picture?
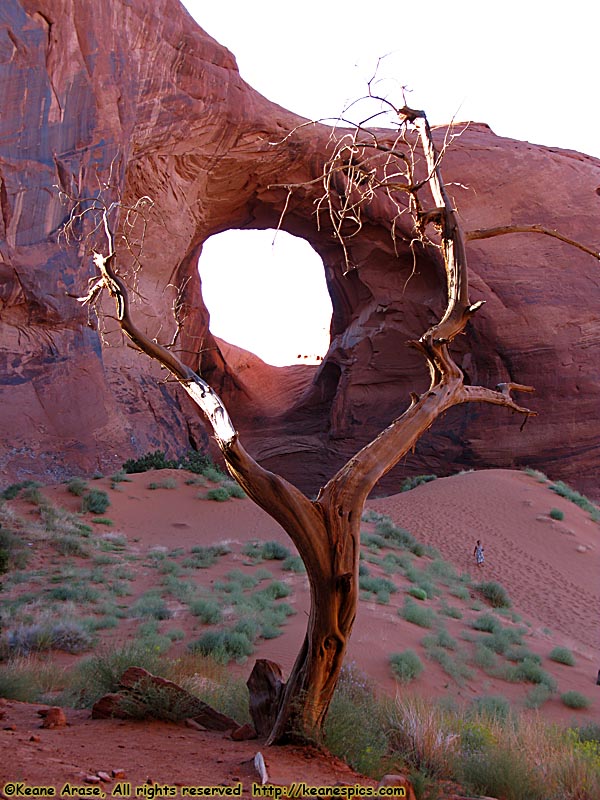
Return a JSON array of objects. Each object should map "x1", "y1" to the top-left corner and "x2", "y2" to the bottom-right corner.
[{"x1": 79, "y1": 106, "x2": 544, "y2": 745}]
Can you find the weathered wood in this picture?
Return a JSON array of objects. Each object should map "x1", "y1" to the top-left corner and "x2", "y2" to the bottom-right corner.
[{"x1": 247, "y1": 660, "x2": 285, "y2": 738}]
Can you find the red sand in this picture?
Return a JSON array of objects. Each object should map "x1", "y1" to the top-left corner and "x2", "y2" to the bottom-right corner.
[{"x1": 1, "y1": 468, "x2": 598, "y2": 790}]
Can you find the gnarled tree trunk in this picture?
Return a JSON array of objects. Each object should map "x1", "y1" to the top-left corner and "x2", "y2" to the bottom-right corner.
[{"x1": 78, "y1": 106, "x2": 541, "y2": 744}]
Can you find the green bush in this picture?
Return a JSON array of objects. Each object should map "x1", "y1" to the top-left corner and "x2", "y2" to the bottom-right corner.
[
  {"x1": 470, "y1": 695, "x2": 511, "y2": 721},
  {"x1": 188, "y1": 629, "x2": 254, "y2": 663},
  {"x1": 260, "y1": 540, "x2": 292, "y2": 560},
  {"x1": 8, "y1": 621, "x2": 92, "y2": 655},
  {"x1": 475, "y1": 581, "x2": 511, "y2": 608},
  {"x1": 324, "y1": 664, "x2": 388, "y2": 777},
  {"x1": 549, "y1": 507, "x2": 564, "y2": 521},
  {"x1": 549, "y1": 481, "x2": 600, "y2": 522},
  {"x1": 360, "y1": 575, "x2": 398, "y2": 604},
  {"x1": 189, "y1": 598, "x2": 222, "y2": 624},
  {"x1": 401, "y1": 474, "x2": 437, "y2": 492},
  {"x1": 128, "y1": 592, "x2": 172, "y2": 620},
  {"x1": 81, "y1": 489, "x2": 110, "y2": 514},
  {"x1": 148, "y1": 477, "x2": 178, "y2": 490},
  {"x1": 400, "y1": 598, "x2": 436, "y2": 628},
  {"x1": 389, "y1": 649, "x2": 424, "y2": 683},
  {"x1": 61, "y1": 644, "x2": 166, "y2": 707},
  {"x1": 205, "y1": 487, "x2": 230, "y2": 502},
  {"x1": 471, "y1": 613, "x2": 502, "y2": 633},
  {"x1": 67, "y1": 477, "x2": 88, "y2": 496},
  {"x1": 549, "y1": 646, "x2": 575, "y2": 666},
  {"x1": 407, "y1": 586, "x2": 428, "y2": 601},
  {"x1": 122, "y1": 450, "x2": 178, "y2": 473},
  {"x1": 282, "y1": 555, "x2": 305, "y2": 573},
  {"x1": 524, "y1": 684, "x2": 552, "y2": 709},
  {"x1": 183, "y1": 544, "x2": 229, "y2": 568},
  {"x1": 504, "y1": 658, "x2": 557, "y2": 691},
  {"x1": 561, "y1": 691, "x2": 591, "y2": 709}
]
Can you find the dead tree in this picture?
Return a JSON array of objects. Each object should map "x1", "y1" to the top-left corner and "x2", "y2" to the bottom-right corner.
[{"x1": 75, "y1": 103, "x2": 596, "y2": 745}]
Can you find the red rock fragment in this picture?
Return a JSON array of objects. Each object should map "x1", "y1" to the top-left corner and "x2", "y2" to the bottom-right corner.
[
  {"x1": 38, "y1": 707, "x2": 67, "y2": 729},
  {"x1": 230, "y1": 723, "x2": 257, "y2": 741}
]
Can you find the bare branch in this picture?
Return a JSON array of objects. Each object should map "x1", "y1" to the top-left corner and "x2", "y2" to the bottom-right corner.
[{"x1": 466, "y1": 224, "x2": 600, "y2": 260}]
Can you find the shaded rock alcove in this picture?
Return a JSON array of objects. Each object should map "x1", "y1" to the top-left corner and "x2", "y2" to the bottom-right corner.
[{"x1": 1, "y1": 0, "x2": 599, "y2": 498}]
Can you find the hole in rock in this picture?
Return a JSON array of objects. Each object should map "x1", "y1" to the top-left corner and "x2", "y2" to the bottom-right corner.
[{"x1": 199, "y1": 229, "x2": 332, "y2": 367}]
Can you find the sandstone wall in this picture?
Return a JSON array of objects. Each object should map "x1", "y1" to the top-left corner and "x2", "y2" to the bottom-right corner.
[{"x1": 1, "y1": 0, "x2": 599, "y2": 497}]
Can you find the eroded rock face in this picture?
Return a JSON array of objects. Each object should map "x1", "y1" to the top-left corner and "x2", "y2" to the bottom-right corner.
[{"x1": 1, "y1": 0, "x2": 599, "y2": 497}]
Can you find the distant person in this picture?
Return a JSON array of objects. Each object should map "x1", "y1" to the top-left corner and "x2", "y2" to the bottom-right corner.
[{"x1": 473, "y1": 539, "x2": 485, "y2": 568}]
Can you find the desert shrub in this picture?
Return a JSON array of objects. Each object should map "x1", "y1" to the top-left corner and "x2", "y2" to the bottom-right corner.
[
  {"x1": 387, "y1": 695, "x2": 458, "y2": 778},
  {"x1": 561, "y1": 691, "x2": 591, "y2": 710},
  {"x1": 407, "y1": 586, "x2": 428, "y2": 601},
  {"x1": 471, "y1": 613, "x2": 502, "y2": 633},
  {"x1": 202, "y1": 466, "x2": 228, "y2": 483},
  {"x1": 359, "y1": 575, "x2": 398, "y2": 604},
  {"x1": 67, "y1": 477, "x2": 88, "y2": 496},
  {"x1": 148, "y1": 477, "x2": 178, "y2": 490},
  {"x1": 91, "y1": 517, "x2": 113, "y2": 526},
  {"x1": 205, "y1": 487, "x2": 230, "y2": 502},
  {"x1": 2, "y1": 481, "x2": 38, "y2": 500},
  {"x1": 523, "y1": 467, "x2": 548, "y2": 482},
  {"x1": 470, "y1": 695, "x2": 511, "y2": 721},
  {"x1": 400, "y1": 598, "x2": 436, "y2": 628},
  {"x1": 401, "y1": 474, "x2": 437, "y2": 492},
  {"x1": 122, "y1": 450, "x2": 178, "y2": 473},
  {"x1": 128, "y1": 592, "x2": 172, "y2": 620},
  {"x1": 189, "y1": 598, "x2": 222, "y2": 625},
  {"x1": 282, "y1": 554, "x2": 305, "y2": 573},
  {"x1": 457, "y1": 739, "x2": 546, "y2": 800},
  {"x1": 62, "y1": 643, "x2": 166, "y2": 707},
  {"x1": 0, "y1": 527, "x2": 27, "y2": 574},
  {"x1": 188, "y1": 629, "x2": 254, "y2": 663},
  {"x1": 222, "y1": 482, "x2": 246, "y2": 499},
  {"x1": 224, "y1": 570, "x2": 258, "y2": 590},
  {"x1": 323, "y1": 664, "x2": 388, "y2": 777},
  {"x1": 449, "y1": 584, "x2": 470, "y2": 601},
  {"x1": 259, "y1": 580, "x2": 291, "y2": 600},
  {"x1": 475, "y1": 581, "x2": 511, "y2": 608},
  {"x1": 81, "y1": 489, "x2": 110, "y2": 514},
  {"x1": 179, "y1": 451, "x2": 214, "y2": 475},
  {"x1": 7, "y1": 621, "x2": 92, "y2": 654},
  {"x1": 439, "y1": 600, "x2": 463, "y2": 619},
  {"x1": 549, "y1": 507, "x2": 564, "y2": 521},
  {"x1": 183, "y1": 544, "x2": 229, "y2": 569},
  {"x1": 422, "y1": 629, "x2": 457, "y2": 651},
  {"x1": 503, "y1": 658, "x2": 557, "y2": 691},
  {"x1": 260, "y1": 540, "x2": 291, "y2": 560},
  {"x1": 549, "y1": 646, "x2": 576, "y2": 666},
  {"x1": 549, "y1": 481, "x2": 600, "y2": 522},
  {"x1": 374, "y1": 518, "x2": 422, "y2": 554},
  {"x1": 48, "y1": 583, "x2": 100, "y2": 602},
  {"x1": 360, "y1": 531, "x2": 387, "y2": 550},
  {"x1": 524, "y1": 684, "x2": 552, "y2": 709},
  {"x1": 390, "y1": 650, "x2": 424, "y2": 683},
  {"x1": 484, "y1": 627, "x2": 526, "y2": 655},
  {"x1": 0, "y1": 661, "x2": 43, "y2": 702},
  {"x1": 472, "y1": 643, "x2": 499, "y2": 671},
  {"x1": 427, "y1": 648, "x2": 473, "y2": 684},
  {"x1": 505, "y1": 646, "x2": 540, "y2": 664}
]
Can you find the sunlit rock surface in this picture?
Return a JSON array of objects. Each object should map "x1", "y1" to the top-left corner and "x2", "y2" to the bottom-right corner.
[{"x1": 1, "y1": 0, "x2": 599, "y2": 497}]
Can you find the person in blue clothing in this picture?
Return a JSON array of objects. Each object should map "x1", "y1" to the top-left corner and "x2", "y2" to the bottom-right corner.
[{"x1": 473, "y1": 539, "x2": 485, "y2": 568}]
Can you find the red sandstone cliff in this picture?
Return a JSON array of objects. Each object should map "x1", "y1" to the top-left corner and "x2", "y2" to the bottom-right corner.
[{"x1": 1, "y1": 0, "x2": 599, "y2": 497}]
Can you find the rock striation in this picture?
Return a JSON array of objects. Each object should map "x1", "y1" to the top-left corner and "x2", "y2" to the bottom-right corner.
[{"x1": 1, "y1": 0, "x2": 599, "y2": 498}]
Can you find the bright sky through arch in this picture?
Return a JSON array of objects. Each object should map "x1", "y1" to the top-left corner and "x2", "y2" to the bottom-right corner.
[
  {"x1": 181, "y1": 0, "x2": 599, "y2": 365},
  {"x1": 199, "y1": 231, "x2": 333, "y2": 367}
]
